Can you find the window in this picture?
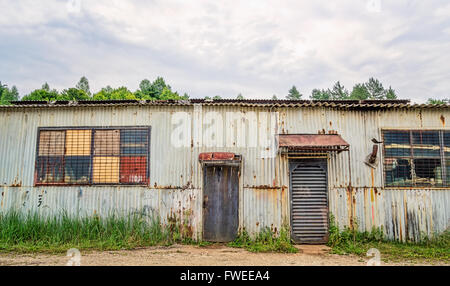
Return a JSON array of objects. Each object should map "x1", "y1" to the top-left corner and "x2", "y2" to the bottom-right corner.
[
  {"x1": 383, "y1": 130, "x2": 450, "y2": 187},
  {"x1": 35, "y1": 127, "x2": 150, "y2": 185}
]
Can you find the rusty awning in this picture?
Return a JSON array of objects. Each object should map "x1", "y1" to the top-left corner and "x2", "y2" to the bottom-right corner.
[
  {"x1": 199, "y1": 152, "x2": 242, "y2": 166},
  {"x1": 278, "y1": 134, "x2": 349, "y2": 152}
]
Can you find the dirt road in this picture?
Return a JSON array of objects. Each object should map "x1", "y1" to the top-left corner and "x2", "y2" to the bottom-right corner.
[{"x1": 0, "y1": 244, "x2": 444, "y2": 266}]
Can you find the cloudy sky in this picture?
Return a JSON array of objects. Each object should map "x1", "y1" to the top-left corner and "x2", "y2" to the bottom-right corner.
[{"x1": 0, "y1": 0, "x2": 449, "y2": 102}]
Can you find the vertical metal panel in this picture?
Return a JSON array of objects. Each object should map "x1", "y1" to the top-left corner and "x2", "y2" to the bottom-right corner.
[
  {"x1": 242, "y1": 187, "x2": 285, "y2": 236},
  {"x1": 290, "y1": 160, "x2": 328, "y2": 243},
  {"x1": 328, "y1": 187, "x2": 450, "y2": 241}
]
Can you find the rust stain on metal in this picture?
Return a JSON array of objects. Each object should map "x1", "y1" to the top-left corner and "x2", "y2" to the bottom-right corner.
[
  {"x1": 440, "y1": 115, "x2": 445, "y2": 127},
  {"x1": 247, "y1": 185, "x2": 281, "y2": 190},
  {"x1": 198, "y1": 152, "x2": 236, "y2": 161},
  {"x1": 279, "y1": 134, "x2": 349, "y2": 150},
  {"x1": 10, "y1": 181, "x2": 21, "y2": 187}
]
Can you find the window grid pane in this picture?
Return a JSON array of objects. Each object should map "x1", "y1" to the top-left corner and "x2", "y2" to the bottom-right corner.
[
  {"x1": 383, "y1": 130, "x2": 446, "y2": 187},
  {"x1": 35, "y1": 127, "x2": 149, "y2": 186}
]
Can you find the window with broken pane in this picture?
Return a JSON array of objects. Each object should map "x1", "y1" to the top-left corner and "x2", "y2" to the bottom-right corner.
[{"x1": 383, "y1": 130, "x2": 447, "y2": 187}]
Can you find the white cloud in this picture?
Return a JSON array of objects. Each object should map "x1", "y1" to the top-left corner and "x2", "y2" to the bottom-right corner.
[{"x1": 0, "y1": 0, "x2": 449, "y2": 102}]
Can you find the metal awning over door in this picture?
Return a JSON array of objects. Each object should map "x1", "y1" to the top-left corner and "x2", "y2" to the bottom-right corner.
[{"x1": 279, "y1": 134, "x2": 349, "y2": 153}]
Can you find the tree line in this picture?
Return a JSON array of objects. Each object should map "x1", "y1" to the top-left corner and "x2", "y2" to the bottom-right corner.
[
  {"x1": 0, "y1": 76, "x2": 189, "y2": 105},
  {"x1": 282, "y1": 78, "x2": 397, "y2": 100},
  {"x1": 0, "y1": 76, "x2": 447, "y2": 104}
]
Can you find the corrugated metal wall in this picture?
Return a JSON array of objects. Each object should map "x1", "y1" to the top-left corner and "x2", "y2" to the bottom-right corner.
[{"x1": 0, "y1": 105, "x2": 449, "y2": 241}]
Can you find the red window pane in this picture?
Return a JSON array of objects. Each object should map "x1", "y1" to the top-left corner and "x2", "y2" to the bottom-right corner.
[{"x1": 120, "y1": 157, "x2": 147, "y2": 184}]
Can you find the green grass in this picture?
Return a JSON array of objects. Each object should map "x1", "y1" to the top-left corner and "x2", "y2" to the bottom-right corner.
[
  {"x1": 327, "y1": 215, "x2": 450, "y2": 263},
  {"x1": 228, "y1": 227, "x2": 298, "y2": 253},
  {"x1": 0, "y1": 211, "x2": 203, "y2": 253}
]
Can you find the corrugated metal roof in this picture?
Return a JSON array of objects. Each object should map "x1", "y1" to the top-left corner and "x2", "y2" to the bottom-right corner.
[{"x1": 2, "y1": 99, "x2": 450, "y2": 109}]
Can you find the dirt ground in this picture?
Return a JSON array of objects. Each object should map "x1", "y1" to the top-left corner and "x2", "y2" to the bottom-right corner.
[{"x1": 0, "y1": 244, "x2": 445, "y2": 266}]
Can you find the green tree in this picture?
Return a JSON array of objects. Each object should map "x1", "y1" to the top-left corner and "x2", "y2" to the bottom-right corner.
[
  {"x1": 158, "y1": 87, "x2": 180, "y2": 100},
  {"x1": 329, "y1": 81, "x2": 349, "y2": 99},
  {"x1": 60, "y1": 88, "x2": 90, "y2": 101},
  {"x1": 0, "y1": 83, "x2": 19, "y2": 105},
  {"x1": 365, "y1": 77, "x2": 386, "y2": 99},
  {"x1": 427, "y1": 98, "x2": 449, "y2": 104},
  {"x1": 151, "y1": 77, "x2": 168, "y2": 99},
  {"x1": 385, "y1": 86, "x2": 397, "y2": 99},
  {"x1": 1, "y1": 86, "x2": 19, "y2": 104},
  {"x1": 272, "y1": 95, "x2": 278, "y2": 100},
  {"x1": 21, "y1": 83, "x2": 59, "y2": 101},
  {"x1": 213, "y1": 95, "x2": 222, "y2": 100},
  {"x1": 76, "y1": 76, "x2": 91, "y2": 96},
  {"x1": 310, "y1": 89, "x2": 331, "y2": 100},
  {"x1": 236, "y1": 93, "x2": 244, "y2": 99},
  {"x1": 350, "y1": 83, "x2": 370, "y2": 100},
  {"x1": 42, "y1": 82, "x2": 50, "y2": 91},
  {"x1": 93, "y1": 86, "x2": 136, "y2": 100},
  {"x1": 286, "y1": 85, "x2": 302, "y2": 99},
  {"x1": 135, "y1": 77, "x2": 186, "y2": 100}
]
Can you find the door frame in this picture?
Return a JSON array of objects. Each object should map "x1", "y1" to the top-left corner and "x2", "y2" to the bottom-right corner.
[{"x1": 289, "y1": 158, "x2": 329, "y2": 244}]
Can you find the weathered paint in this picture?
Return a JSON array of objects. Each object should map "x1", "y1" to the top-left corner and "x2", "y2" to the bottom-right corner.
[{"x1": 0, "y1": 104, "x2": 449, "y2": 241}]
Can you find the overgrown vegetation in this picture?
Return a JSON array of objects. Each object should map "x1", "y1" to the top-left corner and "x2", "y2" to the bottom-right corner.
[
  {"x1": 0, "y1": 211, "x2": 201, "y2": 253},
  {"x1": 327, "y1": 214, "x2": 450, "y2": 263},
  {"x1": 228, "y1": 227, "x2": 298, "y2": 253}
]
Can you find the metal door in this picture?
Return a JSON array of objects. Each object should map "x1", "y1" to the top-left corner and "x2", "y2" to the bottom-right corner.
[
  {"x1": 203, "y1": 165, "x2": 239, "y2": 242},
  {"x1": 289, "y1": 159, "x2": 329, "y2": 244}
]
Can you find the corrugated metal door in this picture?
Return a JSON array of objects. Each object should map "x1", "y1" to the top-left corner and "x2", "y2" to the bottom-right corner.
[
  {"x1": 203, "y1": 165, "x2": 239, "y2": 242},
  {"x1": 290, "y1": 159, "x2": 329, "y2": 244}
]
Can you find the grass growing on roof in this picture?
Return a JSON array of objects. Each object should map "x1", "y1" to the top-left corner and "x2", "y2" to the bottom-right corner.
[
  {"x1": 327, "y1": 214, "x2": 450, "y2": 263},
  {"x1": 0, "y1": 211, "x2": 203, "y2": 253}
]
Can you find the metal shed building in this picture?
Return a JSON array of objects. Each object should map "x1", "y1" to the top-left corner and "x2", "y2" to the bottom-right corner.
[{"x1": 0, "y1": 99, "x2": 449, "y2": 243}]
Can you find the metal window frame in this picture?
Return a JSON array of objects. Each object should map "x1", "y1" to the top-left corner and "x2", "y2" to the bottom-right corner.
[
  {"x1": 34, "y1": 126, "x2": 151, "y2": 186},
  {"x1": 382, "y1": 129, "x2": 448, "y2": 188}
]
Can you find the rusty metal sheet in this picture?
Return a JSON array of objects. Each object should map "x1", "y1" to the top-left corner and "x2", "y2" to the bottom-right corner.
[
  {"x1": 199, "y1": 152, "x2": 236, "y2": 161},
  {"x1": 279, "y1": 134, "x2": 349, "y2": 149},
  {"x1": 94, "y1": 130, "x2": 120, "y2": 156},
  {"x1": 203, "y1": 165, "x2": 239, "y2": 242}
]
